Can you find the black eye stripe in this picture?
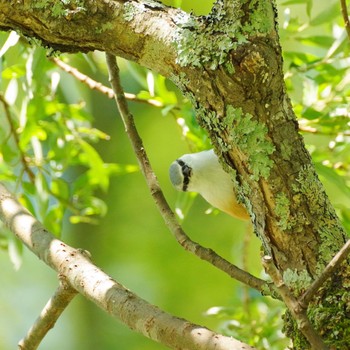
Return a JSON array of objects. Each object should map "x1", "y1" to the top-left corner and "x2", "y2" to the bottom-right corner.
[{"x1": 176, "y1": 159, "x2": 192, "y2": 191}]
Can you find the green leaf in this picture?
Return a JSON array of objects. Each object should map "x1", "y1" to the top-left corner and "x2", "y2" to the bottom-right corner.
[
  {"x1": 78, "y1": 139, "x2": 110, "y2": 192},
  {"x1": 310, "y1": 2, "x2": 339, "y2": 26},
  {"x1": 44, "y1": 204, "x2": 64, "y2": 236},
  {"x1": 315, "y1": 163, "x2": 350, "y2": 199},
  {"x1": 1, "y1": 64, "x2": 26, "y2": 79},
  {"x1": 0, "y1": 31, "x2": 20, "y2": 58},
  {"x1": 19, "y1": 193, "x2": 37, "y2": 216},
  {"x1": 302, "y1": 107, "x2": 323, "y2": 120},
  {"x1": 295, "y1": 36, "x2": 334, "y2": 48},
  {"x1": 50, "y1": 178, "x2": 70, "y2": 200}
]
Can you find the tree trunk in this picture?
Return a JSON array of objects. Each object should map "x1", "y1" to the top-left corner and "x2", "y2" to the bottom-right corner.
[{"x1": 0, "y1": 0, "x2": 349, "y2": 348}]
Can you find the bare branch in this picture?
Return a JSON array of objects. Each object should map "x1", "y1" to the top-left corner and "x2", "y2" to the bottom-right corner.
[
  {"x1": 262, "y1": 256, "x2": 328, "y2": 350},
  {"x1": 340, "y1": 0, "x2": 350, "y2": 42},
  {"x1": 0, "y1": 183, "x2": 256, "y2": 350},
  {"x1": 50, "y1": 57, "x2": 163, "y2": 107},
  {"x1": 299, "y1": 124, "x2": 350, "y2": 137},
  {"x1": 18, "y1": 276, "x2": 78, "y2": 350},
  {"x1": 299, "y1": 239, "x2": 350, "y2": 308},
  {"x1": 105, "y1": 53, "x2": 277, "y2": 298}
]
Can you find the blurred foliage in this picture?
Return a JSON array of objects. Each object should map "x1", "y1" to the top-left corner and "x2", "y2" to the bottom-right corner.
[
  {"x1": 0, "y1": 0, "x2": 349, "y2": 349},
  {"x1": 205, "y1": 295, "x2": 287, "y2": 349}
]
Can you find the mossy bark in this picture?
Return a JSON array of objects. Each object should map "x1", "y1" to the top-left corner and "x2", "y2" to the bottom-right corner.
[{"x1": 0, "y1": 0, "x2": 349, "y2": 348}]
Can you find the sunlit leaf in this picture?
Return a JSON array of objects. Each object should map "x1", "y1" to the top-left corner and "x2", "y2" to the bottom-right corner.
[
  {"x1": 309, "y1": 2, "x2": 339, "y2": 26},
  {"x1": 0, "y1": 31, "x2": 20, "y2": 58}
]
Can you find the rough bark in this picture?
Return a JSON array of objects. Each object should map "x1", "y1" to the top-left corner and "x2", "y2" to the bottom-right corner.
[{"x1": 1, "y1": 0, "x2": 350, "y2": 348}]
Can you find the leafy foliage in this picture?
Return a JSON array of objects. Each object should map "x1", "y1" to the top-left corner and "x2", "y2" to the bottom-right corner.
[
  {"x1": 280, "y1": 0, "x2": 350, "y2": 235},
  {"x1": 0, "y1": 0, "x2": 349, "y2": 349},
  {"x1": 0, "y1": 34, "x2": 140, "y2": 238},
  {"x1": 206, "y1": 296, "x2": 289, "y2": 349}
]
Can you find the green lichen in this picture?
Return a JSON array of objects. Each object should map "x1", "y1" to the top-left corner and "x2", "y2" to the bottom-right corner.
[
  {"x1": 123, "y1": 0, "x2": 165, "y2": 22},
  {"x1": 123, "y1": 2, "x2": 139, "y2": 22},
  {"x1": 224, "y1": 61, "x2": 235, "y2": 74},
  {"x1": 174, "y1": 6, "x2": 245, "y2": 69},
  {"x1": 282, "y1": 311, "x2": 309, "y2": 349},
  {"x1": 275, "y1": 192, "x2": 292, "y2": 230},
  {"x1": 308, "y1": 289, "x2": 350, "y2": 348},
  {"x1": 293, "y1": 165, "x2": 325, "y2": 216},
  {"x1": 293, "y1": 165, "x2": 346, "y2": 271},
  {"x1": 243, "y1": 0, "x2": 276, "y2": 34},
  {"x1": 283, "y1": 268, "x2": 312, "y2": 295},
  {"x1": 280, "y1": 142, "x2": 292, "y2": 160},
  {"x1": 96, "y1": 22, "x2": 114, "y2": 34},
  {"x1": 174, "y1": 0, "x2": 275, "y2": 69},
  {"x1": 224, "y1": 105, "x2": 275, "y2": 180},
  {"x1": 33, "y1": 0, "x2": 86, "y2": 18}
]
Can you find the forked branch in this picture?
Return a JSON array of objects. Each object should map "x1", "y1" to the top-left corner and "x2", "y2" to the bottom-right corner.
[
  {"x1": 0, "y1": 183, "x2": 255, "y2": 350},
  {"x1": 18, "y1": 276, "x2": 78, "y2": 350}
]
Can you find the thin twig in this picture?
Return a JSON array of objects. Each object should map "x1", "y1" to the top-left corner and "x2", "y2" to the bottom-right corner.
[
  {"x1": 341, "y1": 0, "x2": 350, "y2": 42},
  {"x1": 262, "y1": 256, "x2": 328, "y2": 350},
  {"x1": 299, "y1": 239, "x2": 350, "y2": 308},
  {"x1": 18, "y1": 276, "x2": 78, "y2": 350},
  {"x1": 50, "y1": 57, "x2": 163, "y2": 107},
  {"x1": 105, "y1": 53, "x2": 276, "y2": 297},
  {"x1": 0, "y1": 94, "x2": 35, "y2": 182}
]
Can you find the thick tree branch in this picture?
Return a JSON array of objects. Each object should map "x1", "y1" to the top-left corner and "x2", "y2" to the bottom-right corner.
[
  {"x1": 0, "y1": 0, "x2": 180, "y2": 77},
  {"x1": 0, "y1": 183, "x2": 256, "y2": 350},
  {"x1": 105, "y1": 52, "x2": 277, "y2": 298},
  {"x1": 18, "y1": 276, "x2": 78, "y2": 350}
]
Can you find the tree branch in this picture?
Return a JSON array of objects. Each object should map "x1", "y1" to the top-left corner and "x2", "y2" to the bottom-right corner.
[
  {"x1": 299, "y1": 239, "x2": 350, "y2": 308},
  {"x1": 105, "y1": 52, "x2": 277, "y2": 298},
  {"x1": 0, "y1": 0, "x2": 181, "y2": 77},
  {"x1": 262, "y1": 256, "x2": 328, "y2": 350},
  {"x1": 50, "y1": 57, "x2": 163, "y2": 107},
  {"x1": 340, "y1": 0, "x2": 350, "y2": 42},
  {"x1": 18, "y1": 276, "x2": 78, "y2": 350},
  {"x1": 0, "y1": 183, "x2": 256, "y2": 350}
]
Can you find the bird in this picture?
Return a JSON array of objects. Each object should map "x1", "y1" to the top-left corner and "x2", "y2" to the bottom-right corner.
[{"x1": 169, "y1": 149, "x2": 249, "y2": 220}]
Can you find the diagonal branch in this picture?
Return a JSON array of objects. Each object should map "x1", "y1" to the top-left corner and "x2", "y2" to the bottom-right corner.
[
  {"x1": 340, "y1": 0, "x2": 350, "y2": 42},
  {"x1": 18, "y1": 276, "x2": 78, "y2": 350},
  {"x1": 105, "y1": 53, "x2": 277, "y2": 298},
  {"x1": 0, "y1": 183, "x2": 256, "y2": 350},
  {"x1": 299, "y1": 239, "x2": 350, "y2": 308},
  {"x1": 50, "y1": 57, "x2": 163, "y2": 107}
]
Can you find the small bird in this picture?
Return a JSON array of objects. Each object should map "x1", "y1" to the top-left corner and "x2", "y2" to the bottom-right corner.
[{"x1": 169, "y1": 149, "x2": 249, "y2": 220}]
